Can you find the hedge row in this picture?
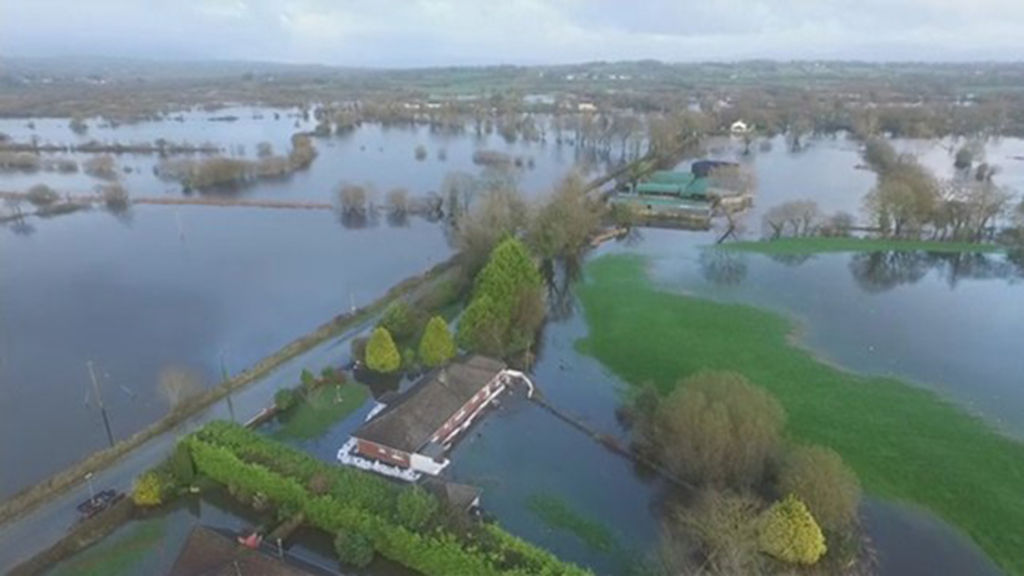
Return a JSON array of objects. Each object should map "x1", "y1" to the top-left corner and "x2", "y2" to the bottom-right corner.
[{"x1": 187, "y1": 422, "x2": 590, "y2": 576}]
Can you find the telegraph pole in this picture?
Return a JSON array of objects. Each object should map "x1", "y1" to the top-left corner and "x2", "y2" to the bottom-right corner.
[
  {"x1": 220, "y1": 350, "x2": 236, "y2": 422},
  {"x1": 87, "y1": 360, "x2": 115, "y2": 448}
]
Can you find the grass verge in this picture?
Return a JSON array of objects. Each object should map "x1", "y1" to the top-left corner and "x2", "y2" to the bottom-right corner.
[
  {"x1": 272, "y1": 383, "x2": 369, "y2": 440},
  {"x1": 576, "y1": 254, "x2": 1024, "y2": 575},
  {"x1": 718, "y1": 236, "x2": 1002, "y2": 255}
]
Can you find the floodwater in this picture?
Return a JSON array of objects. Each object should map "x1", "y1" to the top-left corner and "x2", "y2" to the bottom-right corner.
[
  {"x1": 0, "y1": 107, "x2": 609, "y2": 499},
  {"x1": 0, "y1": 205, "x2": 453, "y2": 498},
  {"x1": 0, "y1": 107, "x2": 615, "y2": 200}
]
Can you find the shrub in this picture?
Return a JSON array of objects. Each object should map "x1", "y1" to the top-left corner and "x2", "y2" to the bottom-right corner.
[
  {"x1": 396, "y1": 486, "x2": 439, "y2": 532},
  {"x1": 675, "y1": 490, "x2": 763, "y2": 575},
  {"x1": 100, "y1": 183, "x2": 130, "y2": 212},
  {"x1": 275, "y1": 388, "x2": 298, "y2": 412},
  {"x1": 335, "y1": 530, "x2": 375, "y2": 567},
  {"x1": 414, "y1": 145, "x2": 428, "y2": 161},
  {"x1": 651, "y1": 371, "x2": 785, "y2": 489},
  {"x1": 69, "y1": 115, "x2": 88, "y2": 135},
  {"x1": 777, "y1": 445, "x2": 861, "y2": 532},
  {"x1": 26, "y1": 184, "x2": 59, "y2": 206},
  {"x1": 170, "y1": 442, "x2": 195, "y2": 485},
  {"x1": 133, "y1": 471, "x2": 164, "y2": 507},
  {"x1": 84, "y1": 155, "x2": 118, "y2": 180},
  {"x1": 350, "y1": 336, "x2": 369, "y2": 363},
  {"x1": 379, "y1": 301, "x2": 421, "y2": 342},
  {"x1": 758, "y1": 495, "x2": 827, "y2": 565},
  {"x1": 338, "y1": 184, "x2": 369, "y2": 216},
  {"x1": 366, "y1": 327, "x2": 401, "y2": 373},
  {"x1": 387, "y1": 188, "x2": 411, "y2": 216},
  {"x1": 300, "y1": 368, "x2": 316, "y2": 389},
  {"x1": 418, "y1": 316, "x2": 456, "y2": 368}
]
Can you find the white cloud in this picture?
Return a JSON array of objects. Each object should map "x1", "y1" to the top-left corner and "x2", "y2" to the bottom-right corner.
[{"x1": 2, "y1": 0, "x2": 1023, "y2": 65}]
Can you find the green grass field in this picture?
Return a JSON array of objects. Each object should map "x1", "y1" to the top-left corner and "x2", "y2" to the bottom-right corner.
[
  {"x1": 48, "y1": 518, "x2": 165, "y2": 576},
  {"x1": 272, "y1": 383, "x2": 369, "y2": 440},
  {"x1": 576, "y1": 254, "x2": 1024, "y2": 575},
  {"x1": 718, "y1": 236, "x2": 1002, "y2": 255}
]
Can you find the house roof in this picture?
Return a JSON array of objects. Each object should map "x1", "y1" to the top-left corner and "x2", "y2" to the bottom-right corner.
[
  {"x1": 353, "y1": 355, "x2": 506, "y2": 453},
  {"x1": 168, "y1": 526, "x2": 321, "y2": 576}
]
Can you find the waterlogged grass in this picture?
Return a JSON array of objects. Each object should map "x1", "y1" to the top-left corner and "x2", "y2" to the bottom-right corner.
[
  {"x1": 719, "y1": 236, "x2": 1002, "y2": 255},
  {"x1": 527, "y1": 493, "x2": 617, "y2": 553},
  {"x1": 272, "y1": 383, "x2": 369, "y2": 440},
  {"x1": 47, "y1": 518, "x2": 165, "y2": 576},
  {"x1": 576, "y1": 254, "x2": 1024, "y2": 575}
]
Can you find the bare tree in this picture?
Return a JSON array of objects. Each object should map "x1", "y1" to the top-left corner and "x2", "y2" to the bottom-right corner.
[{"x1": 159, "y1": 366, "x2": 204, "y2": 414}]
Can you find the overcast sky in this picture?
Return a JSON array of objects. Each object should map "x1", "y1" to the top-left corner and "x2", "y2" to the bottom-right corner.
[{"x1": 3, "y1": 0, "x2": 1024, "y2": 67}]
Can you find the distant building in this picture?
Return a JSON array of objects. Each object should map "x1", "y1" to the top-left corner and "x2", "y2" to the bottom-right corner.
[
  {"x1": 348, "y1": 355, "x2": 508, "y2": 477},
  {"x1": 730, "y1": 120, "x2": 750, "y2": 134},
  {"x1": 577, "y1": 102, "x2": 598, "y2": 113}
]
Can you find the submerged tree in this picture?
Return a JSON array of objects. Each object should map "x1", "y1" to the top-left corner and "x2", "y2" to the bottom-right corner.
[{"x1": 159, "y1": 366, "x2": 204, "y2": 414}]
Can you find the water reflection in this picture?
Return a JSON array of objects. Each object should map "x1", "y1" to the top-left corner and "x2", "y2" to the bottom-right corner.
[
  {"x1": 700, "y1": 249, "x2": 1023, "y2": 292},
  {"x1": 848, "y1": 251, "x2": 1022, "y2": 292},
  {"x1": 698, "y1": 249, "x2": 748, "y2": 286}
]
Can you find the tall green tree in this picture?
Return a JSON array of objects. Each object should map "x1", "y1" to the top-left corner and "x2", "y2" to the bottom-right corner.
[
  {"x1": 418, "y1": 316, "x2": 456, "y2": 368},
  {"x1": 366, "y1": 327, "x2": 401, "y2": 373},
  {"x1": 457, "y1": 238, "x2": 543, "y2": 356}
]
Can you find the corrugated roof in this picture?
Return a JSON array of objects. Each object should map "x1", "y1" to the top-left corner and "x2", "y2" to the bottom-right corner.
[
  {"x1": 353, "y1": 355, "x2": 505, "y2": 453},
  {"x1": 647, "y1": 170, "x2": 695, "y2": 185}
]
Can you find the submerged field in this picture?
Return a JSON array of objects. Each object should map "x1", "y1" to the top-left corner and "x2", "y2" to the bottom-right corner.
[{"x1": 576, "y1": 254, "x2": 1024, "y2": 575}]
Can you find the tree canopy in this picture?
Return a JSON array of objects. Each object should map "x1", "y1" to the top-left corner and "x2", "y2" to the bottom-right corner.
[
  {"x1": 777, "y1": 445, "x2": 861, "y2": 532},
  {"x1": 456, "y1": 238, "x2": 544, "y2": 356},
  {"x1": 650, "y1": 371, "x2": 785, "y2": 490},
  {"x1": 366, "y1": 327, "x2": 401, "y2": 373},
  {"x1": 757, "y1": 495, "x2": 827, "y2": 565},
  {"x1": 418, "y1": 316, "x2": 456, "y2": 368}
]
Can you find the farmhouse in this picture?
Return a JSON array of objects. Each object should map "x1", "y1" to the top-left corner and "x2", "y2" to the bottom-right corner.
[{"x1": 348, "y1": 355, "x2": 508, "y2": 477}]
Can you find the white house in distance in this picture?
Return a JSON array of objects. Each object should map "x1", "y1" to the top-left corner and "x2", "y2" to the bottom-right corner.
[
  {"x1": 730, "y1": 120, "x2": 751, "y2": 134},
  {"x1": 342, "y1": 356, "x2": 510, "y2": 479},
  {"x1": 577, "y1": 102, "x2": 598, "y2": 113}
]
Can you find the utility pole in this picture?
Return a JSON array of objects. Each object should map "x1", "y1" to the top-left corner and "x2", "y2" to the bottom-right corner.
[
  {"x1": 87, "y1": 360, "x2": 115, "y2": 448},
  {"x1": 220, "y1": 351, "x2": 236, "y2": 422}
]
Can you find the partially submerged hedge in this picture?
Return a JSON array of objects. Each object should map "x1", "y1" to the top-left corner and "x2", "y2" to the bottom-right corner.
[{"x1": 187, "y1": 421, "x2": 590, "y2": 576}]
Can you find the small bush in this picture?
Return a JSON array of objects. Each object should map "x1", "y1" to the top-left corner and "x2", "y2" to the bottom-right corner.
[
  {"x1": 170, "y1": 442, "x2": 195, "y2": 485},
  {"x1": 350, "y1": 336, "x2": 369, "y2": 363},
  {"x1": 335, "y1": 530, "x2": 375, "y2": 568},
  {"x1": 26, "y1": 184, "x2": 59, "y2": 206},
  {"x1": 396, "y1": 486, "x2": 439, "y2": 532},
  {"x1": 758, "y1": 495, "x2": 827, "y2": 565},
  {"x1": 418, "y1": 316, "x2": 456, "y2": 368},
  {"x1": 366, "y1": 327, "x2": 401, "y2": 373},
  {"x1": 414, "y1": 145, "x2": 428, "y2": 161},
  {"x1": 101, "y1": 183, "x2": 130, "y2": 212},
  {"x1": 275, "y1": 388, "x2": 298, "y2": 412},
  {"x1": 300, "y1": 368, "x2": 316, "y2": 389},
  {"x1": 133, "y1": 471, "x2": 164, "y2": 507},
  {"x1": 379, "y1": 301, "x2": 421, "y2": 341},
  {"x1": 84, "y1": 155, "x2": 118, "y2": 180}
]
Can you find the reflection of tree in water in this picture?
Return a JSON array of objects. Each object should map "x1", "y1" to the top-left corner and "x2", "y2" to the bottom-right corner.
[
  {"x1": 541, "y1": 258, "x2": 583, "y2": 321},
  {"x1": 848, "y1": 251, "x2": 1022, "y2": 292},
  {"x1": 766, "y1": 252, "x2": 814, "y2": 267},
  {"x1": 7, "y1": 217, "x2": 36, "y2": 236},
  {"x1": 848, "y1": 251, "x2": 933, "y2": 293},
  {"x1": 699, "y1": 249, "x2": 748, "y2": 286}
]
